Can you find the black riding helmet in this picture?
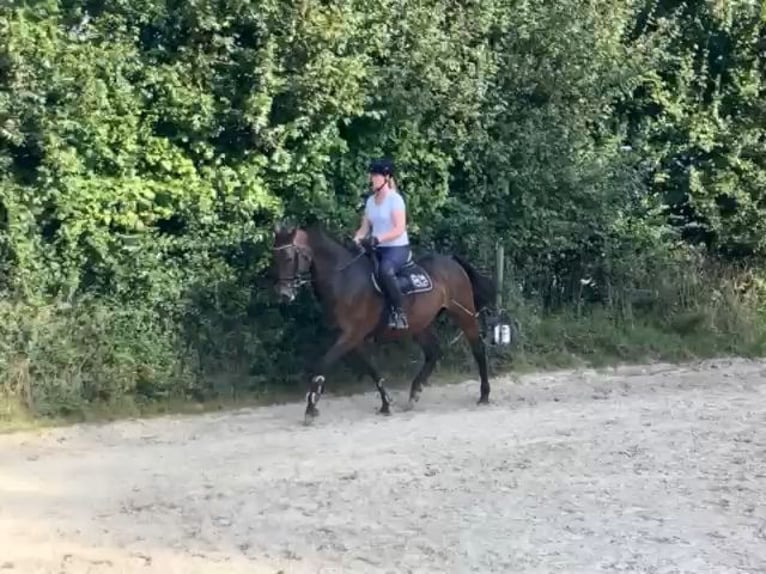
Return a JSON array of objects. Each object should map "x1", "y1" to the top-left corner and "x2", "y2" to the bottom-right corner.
[{"x1": 368, "y1": 158, "x2": 395, "y2": 177}]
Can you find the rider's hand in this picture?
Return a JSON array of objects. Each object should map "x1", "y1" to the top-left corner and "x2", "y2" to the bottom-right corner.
[{"x1": 361, "y1": 236, "x2": 379, "y2": 251}]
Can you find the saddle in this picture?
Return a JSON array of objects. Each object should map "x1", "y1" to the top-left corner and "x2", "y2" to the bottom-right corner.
[{"x1": 370, "y1": 254, "x2": 434, "y2": 296}]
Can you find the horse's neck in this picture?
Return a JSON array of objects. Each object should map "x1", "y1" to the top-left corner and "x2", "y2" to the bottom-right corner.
[{"x1": 306, "y1": 228, "x2": 357, "y2": 295}]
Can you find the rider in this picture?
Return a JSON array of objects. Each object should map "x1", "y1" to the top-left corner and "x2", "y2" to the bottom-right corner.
[{"x1": 353, "y1": 158, "x2": 410, "y2": 330}]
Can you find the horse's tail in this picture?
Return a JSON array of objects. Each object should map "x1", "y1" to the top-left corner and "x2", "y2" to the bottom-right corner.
[{"x1": 451, "y1": 254, "x2": 496, "y2": 313}]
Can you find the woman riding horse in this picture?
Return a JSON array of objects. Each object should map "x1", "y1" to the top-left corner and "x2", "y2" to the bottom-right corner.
[
  {"x1": 353, "y1": 158, "x2": 410, "y2": 330},
  {"x1": 272, "y1": 159, "x2": 496, "y2": 423}
]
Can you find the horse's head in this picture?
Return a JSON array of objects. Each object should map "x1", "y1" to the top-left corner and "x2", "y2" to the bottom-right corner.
[{"x1": 272, "y1": 221, "x2": 312, "y2": 303}]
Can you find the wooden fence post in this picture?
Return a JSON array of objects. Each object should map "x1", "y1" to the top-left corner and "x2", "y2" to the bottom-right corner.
[{"x1": 495, "y1": 240, "x2": 504, "y2": 310}]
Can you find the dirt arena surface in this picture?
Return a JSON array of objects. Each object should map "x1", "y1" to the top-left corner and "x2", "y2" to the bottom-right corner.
[{"x1": 1, "y1": 357, "x2": 765, "y2": 573}]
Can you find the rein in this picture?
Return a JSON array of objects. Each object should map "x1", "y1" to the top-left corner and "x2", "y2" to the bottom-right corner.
[
  {"x1": 273, "y1": 240, "x2": 368, "y2": 288},
  {"x1": 336, "y1": 249, "x2": 366, "y2": 271}
]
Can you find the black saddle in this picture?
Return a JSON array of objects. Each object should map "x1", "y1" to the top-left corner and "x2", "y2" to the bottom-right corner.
[{"x1": 370, "y1": 254, "x2": 433, "y2": 296}]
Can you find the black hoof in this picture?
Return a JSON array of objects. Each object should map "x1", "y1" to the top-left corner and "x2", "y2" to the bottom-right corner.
[
  {"x1": 377, "y1": 405, "x2": 392, "y2": 416},
  {"x1": 477, "y1": 396, "x2": 490, "y2": 406}
]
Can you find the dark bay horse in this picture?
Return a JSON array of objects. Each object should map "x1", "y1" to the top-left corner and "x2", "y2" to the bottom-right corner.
[{"x1": 272, "y1": 222, "x2": 496, "y2": 424}]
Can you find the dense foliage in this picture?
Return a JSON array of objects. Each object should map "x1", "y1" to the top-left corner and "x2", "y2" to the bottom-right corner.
[{"x1": 1, "y1": 0, "x2": 765, "y2": 418}]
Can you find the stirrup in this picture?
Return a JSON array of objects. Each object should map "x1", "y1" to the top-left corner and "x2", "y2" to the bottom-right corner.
[{"x1": 389, "y1": 308, "x2": 408, "y2": 329}]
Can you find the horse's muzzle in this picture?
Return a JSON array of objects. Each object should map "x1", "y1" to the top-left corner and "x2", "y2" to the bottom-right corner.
[{"x1": 276, "y1": 283, "x2": 297, "y2": 303}]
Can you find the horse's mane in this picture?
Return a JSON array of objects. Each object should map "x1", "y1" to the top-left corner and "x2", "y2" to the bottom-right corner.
[
  {"x1": 302, "y1": 224, "x2": 372, "y2": 303},
  {"x1": 305, "y1": 224, "x2": 357, "y2": 264}
]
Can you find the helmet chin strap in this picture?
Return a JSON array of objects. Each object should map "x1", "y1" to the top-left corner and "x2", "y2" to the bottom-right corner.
[{"x1": 371, "y1": 176, "x2": 389, "y2": 195}]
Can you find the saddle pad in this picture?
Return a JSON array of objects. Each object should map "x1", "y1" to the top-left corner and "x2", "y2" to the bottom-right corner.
[{"x1": 371, "y1": 262, "x2": 434, "y2": 296}]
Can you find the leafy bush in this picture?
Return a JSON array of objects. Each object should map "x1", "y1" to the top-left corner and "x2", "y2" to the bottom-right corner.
[
  {"x1": 0, "y1": 298, "x2": 193, "y2": 417},
  {"x1": 0, "y1": 0, "x2": 765, "y2": 420}
]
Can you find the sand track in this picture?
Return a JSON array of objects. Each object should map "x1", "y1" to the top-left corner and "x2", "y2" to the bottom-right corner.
[{"x1": 1, "y1": 358, "x2": 766, "y2": 573}]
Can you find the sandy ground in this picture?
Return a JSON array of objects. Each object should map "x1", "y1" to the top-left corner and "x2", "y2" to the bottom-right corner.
[{"x1": 1, "y1": 357, "x2": 766, "y2": 574}]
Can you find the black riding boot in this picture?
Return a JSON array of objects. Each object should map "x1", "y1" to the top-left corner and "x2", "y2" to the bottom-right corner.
[{"x1": 380, "y1": 271, "x2": 408, "y2": 329}]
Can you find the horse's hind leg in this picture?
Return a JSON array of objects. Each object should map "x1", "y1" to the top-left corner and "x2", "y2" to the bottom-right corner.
[
  {"x1": 406, "y1": 327, "x2": 442, "y2": 409},
  {"x1": 349, "y1": 348, "x2": 393, "y2": 415},
  {"x1": 446, "y1": 303, "x2": 490, "y2": 405}
]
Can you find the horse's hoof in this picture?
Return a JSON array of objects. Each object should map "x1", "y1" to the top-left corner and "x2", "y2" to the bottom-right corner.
[
  {"x1": 403, "y1": 400, "x2": 415, "y2": 412},
  {"x1": 304, "y1": 408, "x2": 319, "y2": 425},
  {"x1": 377, "y1": 406, "x2": 391, "y2": 416},
  {"x1": 477, "y1": 396, "x2": 490, "y2": 406}
]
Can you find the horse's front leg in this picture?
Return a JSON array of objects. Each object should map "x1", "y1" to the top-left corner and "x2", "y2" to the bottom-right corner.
[{"x1": 304, "y1": 331, "x2": 359, "y2": 425}]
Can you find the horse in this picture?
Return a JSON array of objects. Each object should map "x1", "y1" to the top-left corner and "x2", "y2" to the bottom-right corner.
[{"x1": 271, "y1": 221, "x2": 496, "y2": 424}]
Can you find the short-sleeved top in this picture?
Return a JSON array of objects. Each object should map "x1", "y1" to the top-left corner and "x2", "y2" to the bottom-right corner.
[{"x1": 365, "y1": 189, "x2": 409, "y2": 247}]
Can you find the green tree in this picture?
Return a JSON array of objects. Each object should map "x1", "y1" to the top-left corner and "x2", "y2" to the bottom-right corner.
[{"x1": 623, "y1": 0, "x2": 766, "y2": 258}]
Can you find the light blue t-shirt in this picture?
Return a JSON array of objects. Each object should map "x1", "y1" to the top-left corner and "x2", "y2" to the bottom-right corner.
[{"x1": 365, "y1": 189, "x2": 409, "y2": 247}]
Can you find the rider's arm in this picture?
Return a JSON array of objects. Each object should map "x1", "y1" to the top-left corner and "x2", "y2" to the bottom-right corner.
[{"x1": 354, "y1": 214, "x2": 370, "y2": 243}]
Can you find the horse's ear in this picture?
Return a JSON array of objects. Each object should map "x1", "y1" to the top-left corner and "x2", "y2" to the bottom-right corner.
[
  {"x1": 282, "y1": 216, "x2": 297, "y2": 235},
  {"x1": 274, "y1": 217, "x2": 297, "y2": 236}
]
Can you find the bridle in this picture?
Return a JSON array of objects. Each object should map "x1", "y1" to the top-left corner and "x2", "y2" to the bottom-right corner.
[
  {"x1": 272, "y1": 235, "x2": 370, "y2": 291},
  {"x1": 272, "y1": 243, "x2": 313, "y2": 289}
]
